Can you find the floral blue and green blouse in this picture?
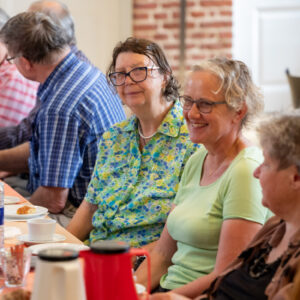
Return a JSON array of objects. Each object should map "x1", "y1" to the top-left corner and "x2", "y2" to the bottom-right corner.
[{"x1": 85, "y1": 101, "x2": 199, "y2": 247}]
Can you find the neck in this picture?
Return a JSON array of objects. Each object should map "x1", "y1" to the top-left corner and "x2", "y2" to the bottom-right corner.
[
  {"x1": 137, "y1": 100, "x2": 173, "y2": 137},
  {"x1": 35, "y1": 47, "x2": 71, "y2": 83}
]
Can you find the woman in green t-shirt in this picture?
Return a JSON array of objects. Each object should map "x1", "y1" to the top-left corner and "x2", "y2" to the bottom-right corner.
[{"x1": 136, "y1": 58, "x2": 271, "y2": 297}]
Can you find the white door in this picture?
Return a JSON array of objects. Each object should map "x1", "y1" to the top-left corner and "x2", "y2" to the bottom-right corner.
[{"x1": 233, "y1": 0, "x2": 300, "y2": 112}]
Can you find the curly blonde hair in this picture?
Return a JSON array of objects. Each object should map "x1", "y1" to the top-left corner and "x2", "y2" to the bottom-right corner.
[{"x1": 192, "y1": 57, "x2": 263, "y2": 128}]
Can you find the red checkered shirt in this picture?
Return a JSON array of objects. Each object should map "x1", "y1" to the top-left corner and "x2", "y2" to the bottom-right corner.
[{"x1": 0, "y1": 61, "x2": 38, "y2": 127}]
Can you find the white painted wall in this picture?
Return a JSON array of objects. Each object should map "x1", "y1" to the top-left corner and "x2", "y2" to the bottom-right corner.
[{"x1": 0, "y1": 0, "x2": 132, "y2": 72}]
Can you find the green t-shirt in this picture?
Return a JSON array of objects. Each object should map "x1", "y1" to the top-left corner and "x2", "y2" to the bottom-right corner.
[{"x1": 160, "y1": 146, "x2": 272, "y2": 290}]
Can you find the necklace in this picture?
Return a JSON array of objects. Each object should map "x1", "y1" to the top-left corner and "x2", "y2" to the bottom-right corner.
[{"x1": 138, "y1": 123, "x2": 157, "y2": 139}]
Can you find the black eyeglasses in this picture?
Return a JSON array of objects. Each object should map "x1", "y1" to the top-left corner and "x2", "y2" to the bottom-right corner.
[
  {"x1": 109, "y1": 66, "x2": 160, "y2": 86},
  {"x1": 6, "y1": 56, "x2": 17, "y2": 64},
  {"x1": 179, "y1": 95, "x2": 227, "y2": 114}
]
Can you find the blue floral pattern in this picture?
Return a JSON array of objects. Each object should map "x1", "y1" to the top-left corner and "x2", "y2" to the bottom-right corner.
[{"x1": 85, "y1": 101, "x2": 199, "y2": 247}]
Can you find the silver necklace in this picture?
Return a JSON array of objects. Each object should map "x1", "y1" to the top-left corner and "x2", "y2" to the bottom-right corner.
[{"x1": 138, "y1": 123, "x2": 157, "y2": 139}]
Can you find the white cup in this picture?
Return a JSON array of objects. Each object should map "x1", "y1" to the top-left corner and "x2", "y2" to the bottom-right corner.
[{"x1": 27, "y1": 218, "x2": 56, "y2": 241}]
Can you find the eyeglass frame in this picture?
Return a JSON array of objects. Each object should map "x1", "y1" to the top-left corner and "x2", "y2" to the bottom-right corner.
[
  {"x1": 179, "y1": 95, "x2": 227, "y2": 114},
  {"x1": 6, "y1": 56, "x2": 18, "y2": 64},
  {"x1": 109, "y1": 66, "x2": 160, "y2": 86}
]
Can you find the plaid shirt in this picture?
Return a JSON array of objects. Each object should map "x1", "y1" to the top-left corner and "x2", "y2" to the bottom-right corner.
[
  {"x1": 0, "y1": 61, "x2": 38, "y2": 126},
  {"x1": 27, "y1": 52, "x2": 125, "y2": 207}
]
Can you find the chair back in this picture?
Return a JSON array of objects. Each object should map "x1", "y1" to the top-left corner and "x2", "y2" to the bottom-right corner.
[{"x1": 286, "y1": 69, "x2": 300, "y2": 108}]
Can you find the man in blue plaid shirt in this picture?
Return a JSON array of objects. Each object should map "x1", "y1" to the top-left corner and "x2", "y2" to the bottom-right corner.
[{"x1": 0, "y1": 11, "x2": 125, "y2": 222}]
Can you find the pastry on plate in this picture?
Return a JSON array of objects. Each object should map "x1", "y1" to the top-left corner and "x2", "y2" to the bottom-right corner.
[{"x1": 16, "y1": 205, "x2": 36, "y2": 215}]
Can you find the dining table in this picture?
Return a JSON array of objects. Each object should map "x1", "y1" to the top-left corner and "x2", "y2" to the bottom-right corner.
[{"x1": 1, "y1": 182, "x2": 84, "y2": 297}]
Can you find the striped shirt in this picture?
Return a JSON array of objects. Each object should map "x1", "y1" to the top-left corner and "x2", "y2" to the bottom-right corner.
[
  {"x1": 27, "y1": 52, "x2": 125, "y2": 207},
  {"x1": 0, "y1": 61, "x2": 38, "y2": 126}
]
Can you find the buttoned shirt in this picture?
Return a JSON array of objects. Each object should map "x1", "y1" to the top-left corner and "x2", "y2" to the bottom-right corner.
[
  {"x1": 86, "y1": 101, "x2": 199, "y2": 247},
  {"x1": 27, "y1": 52, "x2": 125, "y2": 207},
  {"x1": 0, "y1": 61, "x2": 38, "y2": 127}
]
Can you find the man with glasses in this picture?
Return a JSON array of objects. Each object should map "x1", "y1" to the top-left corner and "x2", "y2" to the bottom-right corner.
[
  {"x1": 0, "y1": 11, "x2": 125, "y2": 226},
  {"x1": 0, "y1": 8, "x2": 38, "y2": 127}
]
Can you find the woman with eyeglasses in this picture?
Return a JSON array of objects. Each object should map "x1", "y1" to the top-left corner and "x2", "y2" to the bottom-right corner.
[
  {"x1": 135, "y1": 57, "x2": 271, "y2": 297},
  {"x1": 67, "y1": 37, "x2": 198, "y2": 249}
]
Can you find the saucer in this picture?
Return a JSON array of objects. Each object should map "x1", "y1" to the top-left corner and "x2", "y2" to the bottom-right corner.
[{"x1": 17, "y1": 233, "x2": 66, "y2": 245}]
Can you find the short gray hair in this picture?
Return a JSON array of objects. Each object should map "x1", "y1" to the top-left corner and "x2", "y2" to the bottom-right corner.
[
  {"x1": 0, "y1": 11, "x2": 69, "y2": 64},
  {"x1": 192, "y1": 57, "x2": 263, "y2": 128},
  {"x1": 28, "y1": 0, "x2": 76, "y2": 46},
  {"x1": 257, "y1": 109, "x2": 300, "y2": 172},
  {"x1": 0, "y1": 8, "x2": 9, "y2": 29}
]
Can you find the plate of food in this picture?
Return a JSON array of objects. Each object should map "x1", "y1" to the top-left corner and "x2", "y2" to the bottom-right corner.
[{"x1": 5, "y1": 205, "x2": 48, "y2": 219}]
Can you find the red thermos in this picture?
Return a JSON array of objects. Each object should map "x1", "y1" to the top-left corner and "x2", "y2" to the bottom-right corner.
[{"x1": 80, "y1": 240, "x2": 151, "y2": 300}]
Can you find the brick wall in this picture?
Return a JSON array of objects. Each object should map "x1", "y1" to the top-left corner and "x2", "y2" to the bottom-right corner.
[{"x1": 133, "y1": 0, "x2": 232, "y2": 78}]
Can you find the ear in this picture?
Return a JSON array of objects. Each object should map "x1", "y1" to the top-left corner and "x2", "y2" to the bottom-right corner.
[
  {"x1": 233, "y1": 102, "x2": 248, "y2": 124},
  {"x1": 290, "y1": 166, "x2": 300, "y2": 190},
  {"x1": 19, "y1": 57, "x2": 34, "y2": 71}
]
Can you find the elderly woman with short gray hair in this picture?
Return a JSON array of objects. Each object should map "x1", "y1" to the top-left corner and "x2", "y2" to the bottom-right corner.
[{"x1": 136, "y1": 57, "x2": 271, "y2": 298}]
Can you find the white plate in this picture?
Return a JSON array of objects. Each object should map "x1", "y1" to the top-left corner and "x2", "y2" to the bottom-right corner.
[
  {"x1": 4, "y1": 196, "x2": 21, "y2": 205},
  {"x1": 5, "y1": 205, "x2": 48, "y2": 219},
  {"x1": 29, "y1": 243, "x2": 89, "y2": 255},
  {"x1": 17, "y1": 233, "x2": 66, "y2": 245},
  {"x1": 4, "y1": 226, "x2": 22, "y2": 239}
]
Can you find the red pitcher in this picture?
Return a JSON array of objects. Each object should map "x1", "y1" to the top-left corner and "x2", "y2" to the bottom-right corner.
[{"x1": 80, "y1": 240, "x2": 151, "y2": 300}]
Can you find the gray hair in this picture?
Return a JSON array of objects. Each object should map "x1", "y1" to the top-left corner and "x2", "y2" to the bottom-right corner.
[
  {"x1": 0, "y1": 8, "x2": 9, "y2": 29},
  {"x1": 28, "y1": 0, "x2": 76, "y2": 46},
  {"x1": 192, "y1": 57, "x2": 264, "y2": 128},
  {"x1": 257, "y1": 109, "x2": 300, "y2": 172},
  {"x1": 0, "y1": 11, "x2": 70, "y2": 64}
]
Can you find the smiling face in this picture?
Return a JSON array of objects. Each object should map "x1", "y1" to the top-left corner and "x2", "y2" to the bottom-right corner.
[
  {"x1": 114, "y1": 52, "x2": 166, "y2": 112},
  {"x1": 183, "y1": 70, "x2": 239, "y2": 146}
]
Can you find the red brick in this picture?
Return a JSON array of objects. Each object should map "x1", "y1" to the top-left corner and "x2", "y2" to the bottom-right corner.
[
  {"x1": 201, "y1": 0, "x2": 232, "y2": 7},
  {"x1": 154, "y1": 13, "x2": 167, "y2": 19},
  {"x1": 186, "y1": 22, "x2": 195, "y2": 28},
  {"x1": 219, "y1": 32, "x2": 232, "y2": 38},
  {"x1": 133, "y1": 24, "x2": 157, "y2": 31},
  {"x1": 186, "y1": 1, "x2": 196, "y2": 7},
  {"x1": 164, "y1": 44, "x2": 179, "y2": 50},
  {"x1": 163, "y1": 23, "x2": 180, "y2": 29},
  {"x1": 200, "y1": 21, "x2": 232, "y2": 28},
  {"x1": 191, "y1": 11, "x2": 205, "y2": 17},
  {"x1": 173, "y1": 12, "x2": 180, "y2": 18},
  {"x1": 220, "y1": 11, "x2": 232, "y2": 16},
  {"x1": 162, "y1": 2, "x2": 180, "y2": 8},
  {"x1": 134, "y1": 3, "x2": 157, "y2": 9},
  {"x1": 191, "y1": 32, "x2": 215, "y2": 38},
  {"x1": 191, "y1": 54, "x2": 206, "y2": 60},
  {"x1": 154, "y1": 34, "x2": 168, "y2": 40},
  {"x1": 133, "y1": 13, "x2": 149, "y2": 19}
]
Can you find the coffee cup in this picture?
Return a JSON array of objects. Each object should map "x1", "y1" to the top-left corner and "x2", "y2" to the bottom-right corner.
[{"x1": 27, "y1": 218, "x2": 56, "y2": 241}]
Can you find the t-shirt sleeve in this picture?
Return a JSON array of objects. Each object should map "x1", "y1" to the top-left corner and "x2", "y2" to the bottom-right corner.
[{"x1": 222, "y1": 157, "x2": 268, "y2": 224}]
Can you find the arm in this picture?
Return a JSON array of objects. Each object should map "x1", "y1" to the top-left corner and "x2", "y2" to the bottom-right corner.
[
  {"x1": 67, "y1": 200, "x2": 97, "y2": 241},
  {"x1": 0, "y1": 142, "x2": 29, "y2": 173},
  {"x1": 0, "y1": 100, "x2": 40, "y2": 150},
  {"x1": 135, "y1": 224, "x2": 178, "y2": 290},
  {"x1": 29, "y1": 186, "x2": 69, "y2": 214},
  {"x1": 172, "y1": 218, "x2": 262, "y2": 298}
]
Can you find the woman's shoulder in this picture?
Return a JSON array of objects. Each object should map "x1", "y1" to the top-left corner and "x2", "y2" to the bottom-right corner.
[{"x1": 231, "y1": 146, "x2": 263, "y2": 170}]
